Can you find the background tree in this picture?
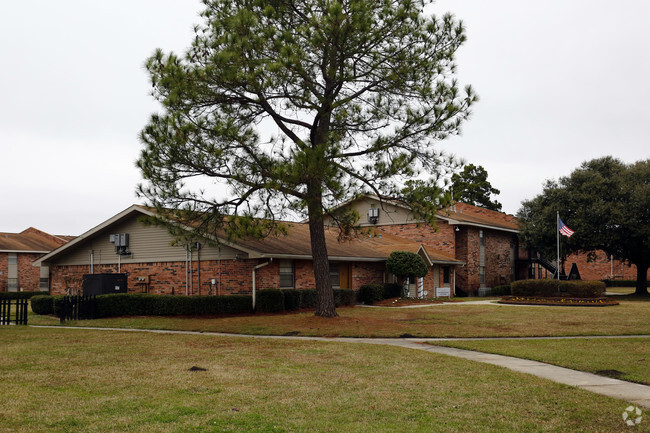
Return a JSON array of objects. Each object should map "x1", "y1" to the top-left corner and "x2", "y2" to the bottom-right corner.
[
  {"x1": 518, "y1": 157, "x2": 650, "y2": 295},
  {"x1": 137, "y1": 0, "x2": 476, "y2": 317},
  {"x1": 450, "y1": 163, "x2": 502, "y2": 211},
  {"x1": 385, "y1": 251, "x2": 429, "y2": 297}
]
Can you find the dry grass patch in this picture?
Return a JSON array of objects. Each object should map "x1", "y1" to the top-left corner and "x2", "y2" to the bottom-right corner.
[
  {"x1": 1, "y1": 327, "x2": 646, "y2": 432},
  {"x1": 30, "y1": 298, "x2": 650, "y2": 338}
]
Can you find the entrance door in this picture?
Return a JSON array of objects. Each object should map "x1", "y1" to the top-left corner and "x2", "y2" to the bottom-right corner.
[{"x1": 338, "y1": 264, "x2": 351, "y2": 289}]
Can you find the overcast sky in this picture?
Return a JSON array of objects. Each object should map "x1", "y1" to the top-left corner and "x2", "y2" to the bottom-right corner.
[{"x1": 1, "y1": 1, "x2": 648, "y2": 235}]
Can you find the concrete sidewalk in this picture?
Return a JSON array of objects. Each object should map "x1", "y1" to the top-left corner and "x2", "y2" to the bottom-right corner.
[{"x1": 31, "y1": 325, "x2": 650, "y2": 409}]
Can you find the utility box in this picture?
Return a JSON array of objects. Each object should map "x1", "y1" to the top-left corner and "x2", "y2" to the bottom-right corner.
[{"x1": 82, "y1": 273, "x2": 128, "y2": 296}]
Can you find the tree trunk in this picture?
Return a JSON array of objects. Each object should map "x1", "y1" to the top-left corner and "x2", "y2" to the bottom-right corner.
[
  {"x1": 635, "y1": 263, "x2": 649, "y2": 296},
  {"x1": 308, "y1": 213, "x2": 338, "y2": 317}
]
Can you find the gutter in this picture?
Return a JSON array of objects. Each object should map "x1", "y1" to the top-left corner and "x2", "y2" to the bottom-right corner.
[{"x1": 252, "y1": 259, "x2": 272, "y2": 311}]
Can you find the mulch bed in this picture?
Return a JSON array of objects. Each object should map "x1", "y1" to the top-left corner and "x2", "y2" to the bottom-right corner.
[
  {"x1": 371, "y1": 297, "x2": 460, "y2": 307},
  {"x1": 498, "y1": 296, "x2": 619, "y2": 307}
]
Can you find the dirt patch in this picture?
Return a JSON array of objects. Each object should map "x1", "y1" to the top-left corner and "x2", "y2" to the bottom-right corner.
[{"x1": 594, "y1": 369, "x2": 625, "y2": 379}]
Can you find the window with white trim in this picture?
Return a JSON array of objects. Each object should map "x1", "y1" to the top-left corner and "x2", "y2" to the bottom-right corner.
[{"x1": 279, "y1": 260, "x2": 294, "y2": 288}]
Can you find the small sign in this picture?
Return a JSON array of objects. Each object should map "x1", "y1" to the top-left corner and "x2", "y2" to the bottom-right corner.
[{"x1": 436, "y1": 287, "x2": 451, "y2": 297}]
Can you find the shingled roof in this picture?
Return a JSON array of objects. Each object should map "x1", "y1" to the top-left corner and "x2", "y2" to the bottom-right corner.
[{"x1": 0, "y1": 228, "x2": 70, "y2": 253}]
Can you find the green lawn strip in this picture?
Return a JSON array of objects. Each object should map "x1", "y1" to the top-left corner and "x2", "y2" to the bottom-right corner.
[
  {"x1": 1, "y1": 327, "x2": 645, "y2": 433},
  {"x1": 430, "y1": 338, "x2": 650, "y2": 385},
  {"x1": 29, "y1": 298, "x2": 650, "y2": 338}
]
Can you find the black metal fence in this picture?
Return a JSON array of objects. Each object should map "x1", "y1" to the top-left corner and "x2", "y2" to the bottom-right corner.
[
  {"x1": 0, "y1": 298, "x2": 28, "y2": 325},
  {"x1": 59, "y1": 295, "x2": 97, "y2": 323}
]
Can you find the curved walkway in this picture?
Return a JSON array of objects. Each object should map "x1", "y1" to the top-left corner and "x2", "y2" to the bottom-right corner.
[{"x1": 30, "y1": 325, "x2": 650, "y2": 409}]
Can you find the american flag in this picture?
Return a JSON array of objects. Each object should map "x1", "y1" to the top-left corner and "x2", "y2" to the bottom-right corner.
[{"x1": 558, "y1": 217, "x2": 574, "y2": 237}]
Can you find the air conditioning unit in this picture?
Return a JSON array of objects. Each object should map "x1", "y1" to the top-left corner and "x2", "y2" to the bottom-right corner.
[{"x1": 368, "y1": 207, "x2": 379, "y2": 224}]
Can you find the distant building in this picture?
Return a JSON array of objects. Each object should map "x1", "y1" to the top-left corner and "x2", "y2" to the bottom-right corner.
[{"x1": 0, "y1": 228, "x2": 71, "y2": 292}]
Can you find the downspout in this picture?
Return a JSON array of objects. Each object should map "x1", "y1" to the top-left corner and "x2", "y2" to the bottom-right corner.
[
  {"x1": 252, "y1": 259, "x2": 272, "y2": 311},
  {"x1": 90, "y1": 250, "x2": 94, "y2": 274}
]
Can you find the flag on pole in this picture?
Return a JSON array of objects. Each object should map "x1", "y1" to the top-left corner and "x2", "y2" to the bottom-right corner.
[{"x1": 558, "y1": 217, "x2": 574, "y2": 237}]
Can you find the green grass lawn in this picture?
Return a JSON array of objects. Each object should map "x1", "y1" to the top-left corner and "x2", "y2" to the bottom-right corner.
[
  {"x1": 29, "y1": 297, "x2": 650, "y2": 338},
  {"x1": 431, "y1": 337, "x2": 650, "y2": 385},
  {"x1": 1, "y1": 327, "x2": 647, "y2": 433}
]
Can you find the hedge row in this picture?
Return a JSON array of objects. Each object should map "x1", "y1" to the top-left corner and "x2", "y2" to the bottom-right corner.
[
  {"x1": 0, "y1": 291, "x2": 48, "y2": 300},
  {"x1": 257, "y1": 289, "x2": 356, "y2": 313},
  {"x1": 30, "y1": 289, "x2": 357, "y2": 318},
  {"x1": 357, "y1": 283, "x2": 404, "y2": 305},
  {"x1": 511, "y1": 279, "x2": 605, "y2": 298},
  {"x1": 602, "y1": 279, "x2": 637, "y2": 287}
]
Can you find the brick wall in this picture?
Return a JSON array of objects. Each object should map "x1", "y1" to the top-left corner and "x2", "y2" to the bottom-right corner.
[
  {"x1": 376, "y1": 222, "x2": 456, "y2": 255},
  {"x1": 18, "y1": 253, "x2": 43, "y2": 291},
  {"x1": 49, "y1": 258, "x2": 396, "y2": 297},
  {"x1": 51, "y1": 259, "x2": 260, "y2": 296},
  {"x1": 484, "y1": 231, "x2": 513, "y2": 288},
  {"x1": 0, "y1": 253, "x2": 7, "y2": 292},
  {"x1": 0, "y1": 252, "x2": 43, "y2": 292},
  {"x1": 564, "y1": 251, "x2": 647, "y2": 281}
]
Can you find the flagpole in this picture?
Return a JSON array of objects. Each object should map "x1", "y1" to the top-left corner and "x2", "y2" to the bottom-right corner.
[{"x1": 556, "y1": 211, "x2": 560, "y2": 280}]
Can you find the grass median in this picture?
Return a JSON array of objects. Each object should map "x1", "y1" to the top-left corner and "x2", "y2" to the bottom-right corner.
[
  {"x1": 430, "y1": 337, "x2": 650, "y2": 385},
  {"x1": 2, "y1": 326, "x2": 646, "y2": 433}
]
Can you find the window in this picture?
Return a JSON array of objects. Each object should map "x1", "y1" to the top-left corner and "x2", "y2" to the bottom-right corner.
[
  {"x1": 279, "y1": 260, "x2": 294, "y2": 288},
  {"x1": 8, "y1": 278, "x2": 18, "y2": 291},
  {"x1": 8, "y1": 253, "x2": 17, "y2": 265},
  {"x1": 330, "y1": 263, "x2": 340, "y2": 287},
  {"x1": 39, "y1": 278, "x2": 49, "y2": 291}
]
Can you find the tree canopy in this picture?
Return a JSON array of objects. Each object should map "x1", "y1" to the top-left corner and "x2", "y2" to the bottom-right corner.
[
  {"x1": 451, "y1": 163, "x2": 502, "y2": 211},
  {"x1": 518, "y1": 157, "x2": 650, "y2": 295},
  {"x1": 137, "y1": 0, "x2": 476, "y2": 316}
]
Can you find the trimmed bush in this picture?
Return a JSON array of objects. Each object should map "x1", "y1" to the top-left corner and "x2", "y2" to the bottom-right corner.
[
  {"x1": 383, "y1": 282, "x2": 403, "y2": 299},
  {"x1": 282, "y1": 289, "x2": 302, "y2": 311},
  {"x1": 88, "y1": 294, "x2": 252, "y2": 318},
  {"x1": 602, "y1": 279, "x2": 637, "y2": 287},
  {"x1": 299, "y1": 290, "x2": 318, "y2": 309},
  {"x1": 30, "y1": 295, "x2": 54, "y2": 315},
  {"x1": 358, "y1": 284, "x2": 385, "y2": 305},
  {"x1": 491, "y1": 285, "x2": 511, "y2": 296},
  {"x1": 0, "y1": 291, "x2": 48, "y2": 300},
  {"x1": 386, "y1": 251, "x2": 428, "y2": 278},
  {"x1": 256, "y1": 289, "x2": 285, "y2": 313},
  {"x1": 334, "y1": 289, "x2": 356, "y2": 306},
  {"x1": 511, "y1": 279, "x2": 605, "y2": 298}
]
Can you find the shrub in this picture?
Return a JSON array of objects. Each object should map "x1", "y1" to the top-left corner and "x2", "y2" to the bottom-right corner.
[
  {"x1": 491, "y1": 285, "x2": 511, "y2": 296},
  {"x1": 30, "y1": 295, "x2": 54, "y2": 315},
  {"x1": 511, "y1": 280, "x2": 605, "y2": 298},
  {"x1": 602, "y1": 279, "x2": 637, "y2": 287},
  {"x1": 0, "y1": 291, "x2": 48, "y2": 300},
  {"x1": 282, "y1": 289, "x2": 302, "y2": 311},
  {"x1": 90, "y1": 293, "x2": 252, "y2": 318},
  {"x1": 386, "y1": 251, "x2": 428, "y2": 279},
  {"x1": 358, "y1": 284, "x2": 385, "y2": 305},
  {"x1": 334, "y1": 289, "x2": 356, "y2": 306},
  {"x1": 256, "y1": 289, "x2": 285, "y2": 313},
  {"x1": 299, "y1": 290, "x2": 318, "y2": 309},
  {"x1": 383, "y1": 282, "x2": 403, "y2": 299}
]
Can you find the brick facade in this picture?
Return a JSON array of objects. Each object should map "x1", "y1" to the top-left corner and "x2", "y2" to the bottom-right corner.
[
  {"x1": 0, "y1": 254, "x2": 7, "y2": 292},
  {"x1": 49, "y1": 258, "x2": 390, "y2": 296},
  {"x1": 564, "y1": 251, "x2": 647, "y2": 281},
  {"x1": 377, "y1": 223, "x2": 456, "y2": 256}
]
